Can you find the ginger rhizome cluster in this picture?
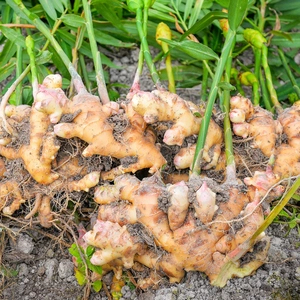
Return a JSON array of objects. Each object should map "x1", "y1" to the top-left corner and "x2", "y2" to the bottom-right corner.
[{"x1": 0, "y1": 74, "x2": 296, "y2": 288}]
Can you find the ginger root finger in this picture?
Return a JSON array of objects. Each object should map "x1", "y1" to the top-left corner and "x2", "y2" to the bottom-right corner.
[
  {"x1": 0, "y1": 181, "x2": 25, "y2": 215},
  {"x1": 83, "y1": 220, "x2": 146, "y2": 268},
  {"x1": 38, "y1": 195, "x2": 53, "y2": 228},
  {"x1": 167, "y1": 181, "x2": 189, "y2": 230}
]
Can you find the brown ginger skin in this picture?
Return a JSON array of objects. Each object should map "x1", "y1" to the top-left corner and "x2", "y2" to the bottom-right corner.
[
  {"x1": 84, "y1": 174, "x2": 273, "y2": 287},
  {"x1": 132, "y1": 90, "x2": 223, "y2": 169},
  {"x1": 230, "y1": 96, "x2": 300, "y2": 178},
  {"x1": 36, "y1": 82, "x2": 166, "y2": 181},
  {"x1": 0, "y1": 76, "x2": 62, "y2": 184}
]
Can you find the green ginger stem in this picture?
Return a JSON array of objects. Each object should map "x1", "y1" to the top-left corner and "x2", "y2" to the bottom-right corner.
[
  {"x1": 82, "y1": 0, "x2": 110, "y2": 104},
  {"x1": 136, "y1": 8, "x2": 162, "y2": 89},
  {"x1": 261, "y1": 45, "x2": 282, "y2": 113},
  {"x1": 15, "y1": 15, "x2": 23, "y2": 106},
  {"x1": 277, "y1": 47, "x2": 300, "y2": 99},
  {"x1": 8, "y1": 0, "x2": 86, "y2": 94},
  {"x1": 26, "y1": 36, "x2": 38, "y2": 99},
  {"x1": 192, "y1": 29, "x2": 236, "y2": 174},
  {"x1": 192, "y1": 29, "x2": 236, "y2": 175}
]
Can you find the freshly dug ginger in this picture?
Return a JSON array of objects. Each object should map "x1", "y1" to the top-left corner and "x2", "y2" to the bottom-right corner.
[
  {"x1": 36, "y1": 77, "x2": 166, "y2": 180},
  {"x1": 82, "y1": 173, "x2": 276, "y2": 288},
  {"x1": 0, "y1": 75, "x2": 62, "y2": 184},
  {"x1": 230, "y1": 96, "x2": 300, "y2": 178},
  {"x1": 132, "y1": 90, "x2": 223, "y2": 169},
  {"x1": 230, "y1": 95, "x2": 282, "y2": 157}
]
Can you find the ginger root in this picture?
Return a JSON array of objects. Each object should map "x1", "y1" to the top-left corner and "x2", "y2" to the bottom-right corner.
[
  {"x1": 36, "y1": 78, "x2": 166, "y2": 181},
  {"x1": 230, "y1": 96, "x2": 300, "y2": 178},
  {"x1": 83, "y1": 174, "x2": 278, "y2": 287},
  {"x1": 0, "y1": 76, "x2": 61, "y2": 184},
  {"x1": 132, "y1": 90, "x2": 223, "y2": 169},
  {"x1": 230, "y1": 95, "x2": 282, "y2": 157}
]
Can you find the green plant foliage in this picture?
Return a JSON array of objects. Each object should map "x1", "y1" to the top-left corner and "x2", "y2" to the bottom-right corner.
[
  {"x1": 159, "y1": 39, "x2": 219, "y2": 60},
  {"x1": 69, "y1": 243, "x2": 103, "y2": 292},
  {"x1": 228, "y1": 0, "x2": 248, "y2": 31}
]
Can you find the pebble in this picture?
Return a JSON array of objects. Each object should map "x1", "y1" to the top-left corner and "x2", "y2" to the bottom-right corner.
[
  {"x1": 44, "y1": 258, "x2": 58, "y2": 283},
  {"x1": 295, "y1": 53, "x2": 300, "y2": 65},
  {"x1": 37, "y1": 266, "x2": 46, "y2": 276},
  {"x1": 16, "y1": 234, "x2": 35, "y2": 254},
  {"x1": 121, "y1": 56, "x2": 130, "y2": 64},
  {"x1": 46, "y1": 248, "x2": 55, "y2": 258},
  {"x1": 58, "y1": 259, "x2": 74, "y2": 279},
  {"x1": 296, "y1": 267, "x2": 300, "y2": 280},
  {"x1": 29, "y1": 291, "x2": 36, "y2": 298},
  {"x1": 18, "y1": 263, "x2": 29, "y2": 277}
]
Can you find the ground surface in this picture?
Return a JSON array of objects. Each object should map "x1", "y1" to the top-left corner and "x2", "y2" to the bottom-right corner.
[{"x1": 1, "y1": 47, "x2": 300, "y2": 300}]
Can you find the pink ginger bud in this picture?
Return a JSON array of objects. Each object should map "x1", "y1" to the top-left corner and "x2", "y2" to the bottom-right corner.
[
  {"x1": 194, "y1": 182, "x2": 218, "y2": 224},
  {"x1": 232, "y1": 123, "x2": 250, "y2": 138},
  {"x1": 230, "y1": 108, "x2": 246, "y2": 123},
  {"x1": 167, "y1": 181, "x2": 189, "y2": 230}
]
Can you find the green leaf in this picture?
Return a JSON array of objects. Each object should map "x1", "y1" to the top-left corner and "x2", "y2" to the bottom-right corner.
[
  {"x1": 271, "y1": 33, "x2": 300, "y2": 48},
  {"x1": 158, "y1": 64, "x2": 202, "y2": 81},
  {"x1": 0, "y1": 25, "x2": 25, "y2": 48},
  {"x1": 218, "y1": 82, "x2": 236, "y2": 91},
  {"x1": 270, "y1": 30, "x2": 293, "y2": 42},
  {"x1": 69, "y1": 243, "x2": 81, "y2": 259},
  {"x1": 56, "y1": 29, "x2": 123, "y2": 68},
  {"x1": 6, "y1": 0, "x2": 31, "y2": 22},
  {"x1": 159, "y1": 39, "x2": 219, "y2": 61},
  {"x1": 289, "y1": 219, "x2": 297, "y2": 229},
  {"x1": 272, "y1": 0, "x2": 300, "y2": 12},
  {"x1": 52, "y1": 0, "x2": 65, "y2": 13},
  {"x1": 292, "y1": 194, "x2": 300, "y2": 201},
  {"x1": 0, "y1": 266, "x2": 18, "y2": 278},
  {"x1": 93, "y1": 31, "x2": 135, "y2": 48},
  {"x1": 126, "y1": 0, "x2": 143, "y2": 12},
  {"x1": 278, "y1": 210, "x2": 290, "y2": 218},
  {"x1": 86, "y1": 245, "x2": 95, "y2": 258},
  {"x1": 61, "y1": 14, "x2": 85, "y2": 27},
  {"x1": 180, "y1": 11, "x2": 228, "y2": 41},
  {"x1": 87, "y1": 261, "x2": 103, "y2": 275},
  {"x1": 0, "y1": 62, "x2": 15, "y2": 83},
  {"x1": 74, "y1": 269, "x2": 87, "y2": 286},
  {"x1": 36, "y1": 50, "x2": 53, "y2": 65},
  {"x1": 39, "y1": 0, "x2": 57, "y2": 20},
  {"x1": 93, "y1": 3, "x2": 125, "y2": 31},
  {"x1": 183, "y1": 0, "x2": 194, "y2": 23},
  {"x1": 228, "y1": 0, "x2": 248, "y2": 31},
  {"x1": 92, "y1": 280, "x2": 103, "y2": 292},
  {"x1": 215, "y1": 0, "x2": 230, "y2": 7},
  {"x1": 0, "y1": 40, "x2": 17, "y2": 68}
]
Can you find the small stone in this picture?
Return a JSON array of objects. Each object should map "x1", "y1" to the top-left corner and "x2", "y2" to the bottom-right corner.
[
  {"x1": 16, "y1": 234, "x2": 34, "y2": 254},
  {"x1": 46, "y1": 249, "x2": 55, "y2": 258},
  {"x1": 37, "y1": 266, "x2": 46, "y2": 276},
  {"x1": 296, "y1": 267, "x2": 300, "y2": 280},
  {"x1": 44, "y1": 258, "x2": 58, "y2": 283},
  {"x1": 18, "y1": 263, "x2": 29, "y2": 277},
  {"x1": 58, "y1": 259, "x2": 74, "y2": 279},
  {"x1": 29, "y1": 292, "x2": 36, "y2": 298},
  {"x1": 66, "y1": 275, "x2": 76, "y2": 283},
  {"x1": 121, "y1": 56, "x2": 130, "y2": 64},
  {"x1": 23, "y1": 278, "x2": 29, "y2": 284},
  {"x1": 295, "y1": 53, "x2": 300, "y2": 65}
]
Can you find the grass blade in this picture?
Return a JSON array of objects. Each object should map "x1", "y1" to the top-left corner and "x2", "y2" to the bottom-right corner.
[{"x1": 159, "y1": 39, "x2": 219, "y2": 60}]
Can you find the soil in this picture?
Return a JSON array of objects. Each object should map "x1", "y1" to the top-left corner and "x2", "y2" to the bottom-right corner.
[{"x1": 1, "y1": 47, "x2": 300, "y2": 300}]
